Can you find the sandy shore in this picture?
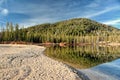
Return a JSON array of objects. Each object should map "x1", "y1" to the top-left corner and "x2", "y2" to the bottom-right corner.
[{"x1": 0, "y1": 44, "x2": 81, "y2": 80}]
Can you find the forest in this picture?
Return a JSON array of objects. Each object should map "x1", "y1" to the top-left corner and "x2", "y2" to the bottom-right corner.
[{"x1": 0, "y1": 18, "x2": 120, "y2": 44}]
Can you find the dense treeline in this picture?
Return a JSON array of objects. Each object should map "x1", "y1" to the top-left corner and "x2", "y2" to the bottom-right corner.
[
  {"x1": 0, "y1": 18, "x2": 120, "y2": 44},
  {"x1": 0, "y1": 23, "x2": 26, "y2": 42}
]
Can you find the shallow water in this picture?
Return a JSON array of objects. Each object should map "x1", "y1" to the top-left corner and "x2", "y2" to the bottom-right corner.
[{"x1": 79, "y1": 59, "x2": 120, "y2": 80}]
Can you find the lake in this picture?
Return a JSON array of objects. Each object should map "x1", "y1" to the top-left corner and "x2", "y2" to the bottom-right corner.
[
  {"x1": 78, "y1": 59, "x2": 120, "y2": 80},
  {"x1": 45, "y1": 45, "x2": 120, "y2": 80},
  {"x1": 45, "y1": 45, "x2": 120, "y2": 68}
]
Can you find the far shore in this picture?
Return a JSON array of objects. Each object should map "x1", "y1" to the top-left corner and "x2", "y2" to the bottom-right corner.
[{"x1": 0, "y1": 41, "x2": 120, "y2": 47}]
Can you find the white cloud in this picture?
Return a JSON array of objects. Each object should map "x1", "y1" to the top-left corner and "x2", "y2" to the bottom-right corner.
[
  {"x1": 1, "y1": 0, "x2": 120, "y2": 28},
  {"x1": 18, "y1": 4, "x2": 120, "y2": 27},
  {"x1": 0, "y1": 0, "x2": 9, "y2": 16},
  {"x1": 103, "y1": 19, "x2": 120, "y2": 25},
  {"x1": 1, "y1": 8, "x2": 8, "y2": 15},
  {"x1": 19, "y1": 17, "x2": 58, "y2": 27},
  {"x1": 85, "y1": 6, "x2": 120, "y2": 18}
]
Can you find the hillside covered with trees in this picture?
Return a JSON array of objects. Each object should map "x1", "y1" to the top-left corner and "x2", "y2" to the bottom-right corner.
[{"x1": 0, "y1": 18, "x2": 120, "y2": 44}]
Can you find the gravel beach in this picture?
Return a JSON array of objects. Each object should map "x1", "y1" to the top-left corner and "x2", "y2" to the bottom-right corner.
[{"x1": 0, "y1": 44, "x2": 81, "y2": 80}]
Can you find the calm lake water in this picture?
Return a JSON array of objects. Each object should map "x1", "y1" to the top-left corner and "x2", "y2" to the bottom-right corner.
[
  {"x1": 45, "y1": 45, "x2": 120, "y2": 80},
  {"x1": 79, "y1": 59, "x2": 120, "y2": 80},
  {"x1": 45, "y1": 45, "x2": 120, "y2": 68}
]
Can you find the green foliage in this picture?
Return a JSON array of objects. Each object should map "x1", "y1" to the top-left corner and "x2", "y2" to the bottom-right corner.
[
  {"x1": 0, "y1": 18, "x2": 120, "y2": 43},
  {"x1": 25, "y1": 18, "x2": 119, "y2": 43}
]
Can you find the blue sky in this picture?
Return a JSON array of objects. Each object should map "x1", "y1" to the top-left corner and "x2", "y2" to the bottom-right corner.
[{"x1": 0, "y1": 0, "x2": 120, "y2": 28}]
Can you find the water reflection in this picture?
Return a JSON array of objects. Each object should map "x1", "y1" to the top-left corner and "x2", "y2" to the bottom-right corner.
[
  {"x1": 79, "y1": 59, "x2": 120, "y2": 80},
  {"x1": 45, "y1": 45, "x2": 120, "y2": 68}
]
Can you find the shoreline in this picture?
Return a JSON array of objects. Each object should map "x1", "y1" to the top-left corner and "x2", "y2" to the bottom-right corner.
[
  {"x1": 1, "y1": 43, "x2": 119, "y2": 80},
  {"x1": 0, "y1": 44, "x2": 82, "y2": 80},
  {"x1": 44, "y1": 48, "x2": 90, "y2": 80},
  {"x1": 43, "y1": 49, "x2": 88, "y2": 80},
  {"x1": 1, "y1": 41, "x2": 120, "y2": 47}
]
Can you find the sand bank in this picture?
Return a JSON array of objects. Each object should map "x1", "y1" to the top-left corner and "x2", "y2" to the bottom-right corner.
[{"x1": 0, "y1": 44, "x2": 80, "y2": 80}]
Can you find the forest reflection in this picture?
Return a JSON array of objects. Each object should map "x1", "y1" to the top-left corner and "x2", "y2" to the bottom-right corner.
[{"x1": 45, "y1": 45, "x2": 120, "y2": 68}]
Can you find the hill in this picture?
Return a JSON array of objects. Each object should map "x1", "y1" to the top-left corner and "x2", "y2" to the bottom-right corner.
[
  {"x1": 27, "y1": 18, "x2": 118, "y2": 35},
  {"x1": 0, "y1": 18, "x2": 120, "y2": 43}
]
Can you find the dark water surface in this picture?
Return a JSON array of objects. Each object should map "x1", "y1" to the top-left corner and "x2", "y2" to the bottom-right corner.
[
  {"x1": 45, "y1": 45, "x2": 120, "y2": 80},
  {"x1": 45, "y1": 45, "x2": 120, "y2": 68}
]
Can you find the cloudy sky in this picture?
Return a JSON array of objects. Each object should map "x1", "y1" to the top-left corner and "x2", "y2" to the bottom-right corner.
[{"x1": 0, "y1": 0, "x2": 120, "y2": 28}]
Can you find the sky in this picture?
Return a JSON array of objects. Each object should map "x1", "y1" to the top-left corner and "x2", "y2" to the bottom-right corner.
[{"x1": 0, "y1": 0, "x2": 120, "y2": 28}]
